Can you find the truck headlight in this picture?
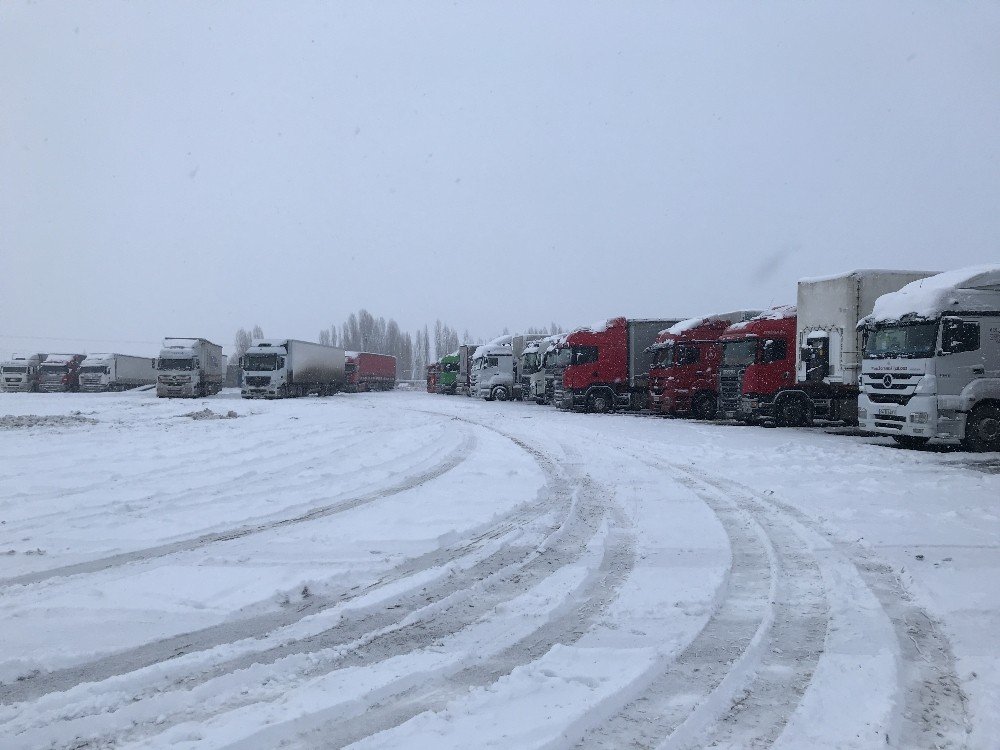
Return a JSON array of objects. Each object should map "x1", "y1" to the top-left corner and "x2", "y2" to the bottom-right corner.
[{"x1": 910, "y1": 412, "x2": 929, "y2": 424}]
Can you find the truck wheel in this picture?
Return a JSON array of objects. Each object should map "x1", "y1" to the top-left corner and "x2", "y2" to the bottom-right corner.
[
  {"x1": 893, "y1": 435, "x2": 930, "y2": 449},
  {"x1": 490, "y1": 386, "x2": 509, "y2": 402},
  {"x1": 587, "y1": 391, "x2": 612, "y2": 414},
  {"x1": 777, "y1": 398, "x2": 810, "y2": 428},
  {"x1": 963, "y1": 404, "x2": 1000, "y2": 452},
  {"x1": 693, "y1": 394, "x2": 717, "y2": 420}
]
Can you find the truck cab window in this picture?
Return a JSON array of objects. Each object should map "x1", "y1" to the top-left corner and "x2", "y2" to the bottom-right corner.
[
  {"x1": 762, "y1": 339, "x2": 787, "y2": 364},
  {"x1": 572, "y1": 347, "x2": 598, "y2": 365},
  {"x1": 941, "y1": 318, "x2": 980, "y2": 354}
]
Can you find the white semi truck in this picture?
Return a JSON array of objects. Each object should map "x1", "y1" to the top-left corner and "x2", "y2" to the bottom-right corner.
[
  {"x1": 858, "y1": 265, "x2": 1000, "y2": 451},
  {"x1": 0, "y1": 353, "x2": 47, "y2": 392},
  {"x1": 155, "y1": 338, "x2": 225, "y2": 398},
  {"x1": 78, "y1": 353, "x2": 157, "y2": 392},
  {"x1": 241, "y1": 339, "x2": 346, "y2": 398},
  {"x1": 470, "y1": 334, "x2": 545, "y2": 401},
  {"x1": 522, "y1": 335, "x2": 564, "y2": 404}
]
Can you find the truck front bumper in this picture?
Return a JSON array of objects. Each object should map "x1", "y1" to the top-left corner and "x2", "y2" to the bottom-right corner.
[
  {"x1": 157, "y1": 384, "x2": 197, "y2": 398},
  {"x1": 857, "y1": 393, "x2": 964, "y2": 441}
]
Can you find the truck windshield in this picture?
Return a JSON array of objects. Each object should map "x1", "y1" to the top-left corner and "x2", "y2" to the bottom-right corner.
[
  {"x1": 553, "y1": 348, "x2": 572, "y2": 367},
  {"x1": 157, "y1": 358, "x2": 194, "y2": 371},
  {"x1": 864, "y1": 322, "x2": 938, "y2": 359},
  {"x1": 521, "y1": 353, "x2": 540, "y2": 373},
  {"x1": 2, "y1": 366, "x2": 28, "y2": 374},
  {"x1": 652, "y1": 345, "x2": 674, "y2": 367},
  {"x1": 442, "y1": 362, "x2": 459, "y2": 373},
  {"x1": 722, "y1": 340, "x2": 757, "y2": 366},
  {"x1": 244, "y1": 354, "x2": 279, "y2": 371},
  {"x1": 79, "y1": 366, "x2": 109, "y2": 374}
]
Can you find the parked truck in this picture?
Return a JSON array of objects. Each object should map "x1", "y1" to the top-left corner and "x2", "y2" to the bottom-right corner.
[
  {"x1": 345, "y1": 351, "x2": 396, "y2": 392},
  {"x1": 717, "y1": 308, "x2": 798, "y2": 422},
  {"x1": 155, "y1": 338, "x2": 225, "y2": 398},
  {"x1": 470, "y1": 334, "x2": 546, "y2": 401},
  {"x1": 241, "y1": 339, "x2": 345, "y2": 398},
  {"x1": 554, "y1": 317, "x2": 684, "y2": 412},
  {"x1": 857, "y1": 265, "x2": 1000, "y2": 451},
  {"x1": 457, "y1": 344, "x2": 476, "y2": 396},
  {"x1": 647, "y1": 311, "x2": 761, "y2": 419},
  {"x1": 1, "y1": 353, "x2": 47, "y2": 392},
  {"x1": 426, "y1": 362, "x2": 440, "y2": 393},
  {"x1": 78, "y1": 353, "x2": 157, "y2": 392},
  {"x1": 37, "y1": 354, "x2": 86, "y2": 392},
  {"x1": 521, "y1": 335, "x2": 564, "y2": 404},
  {"x1": 436, "y1": 352, "x2": 461, "y2": 394}
]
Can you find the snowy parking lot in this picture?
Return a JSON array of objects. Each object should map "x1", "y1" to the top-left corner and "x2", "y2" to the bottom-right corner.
[{"x1": 1, "y1": 388, "x2": 997, "y2": 749}]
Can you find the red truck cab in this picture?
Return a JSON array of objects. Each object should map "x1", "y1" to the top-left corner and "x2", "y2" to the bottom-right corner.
[
  {"x1": 648, "y1": 318, "x2": 732, "y2": 419},
  {"x1": 717, "y1": 307, "x2": 797, "y2": 422},
  {"x1": 425, "y1": 363, "x2": 439, "y2": 393},
  {"x1": 555, "y1": 317, "x2": 681, "y2": 413}
]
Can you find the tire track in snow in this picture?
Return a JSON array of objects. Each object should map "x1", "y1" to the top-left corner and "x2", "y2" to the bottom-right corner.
[
  {"x1": 691, "y1": 471, "x2": 970, "y2": 750},
  {"x1": 0, "y1": 430, "x2": 474, "y2": 591},
  {"x1": 3, "y1": 423, "x2": 632, "y2": 750}
]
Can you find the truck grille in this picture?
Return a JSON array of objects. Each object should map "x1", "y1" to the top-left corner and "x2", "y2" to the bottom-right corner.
[
  {"x1": 866, "y1": 393, "x2": 913, "y2": 406},
  {"x1": 245, "y1": 376, "x2": 270, "y2": 387},
  {"x1": 719, "y1": 367, "x2": 745, "y2": 413}
]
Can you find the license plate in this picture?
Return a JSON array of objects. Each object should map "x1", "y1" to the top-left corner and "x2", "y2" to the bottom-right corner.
[{"x1": 877, "y1": 408, "x2": 895, "y2": 415}]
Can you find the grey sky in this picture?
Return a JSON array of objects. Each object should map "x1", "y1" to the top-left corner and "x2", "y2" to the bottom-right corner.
[{"x1": 2, "y1": 2, "x2": 999, "y2": 358}]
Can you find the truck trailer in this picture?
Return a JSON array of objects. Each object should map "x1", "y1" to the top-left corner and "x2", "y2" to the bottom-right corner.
[
  {"x1": 554, "y1": 317, "x2": 684, "y2": 412},
  {"x1": 345, "y1": 351, "x2": 396, "y2": 392},
  {"x1": 241, "y1": 339, "x2": 346, "y2": 398},
  {"x1": 37, "y1": 354, "x2": 86, "y2": 392},
  {"x1": 156, "y1": 338, "x2": 225, "y2": 398},
  {"x1": 858, "y1": 265, "x2": 1000, "y2": 451},
  {"x1": 647, "y1": 311, "x2": 761, "y2": 419},
  {"x1": 78, "y1": 353, "x2": 157, "y2": 392},
  {"x1": 0, "y1": 353, "x2": 47, "y2": 392}
]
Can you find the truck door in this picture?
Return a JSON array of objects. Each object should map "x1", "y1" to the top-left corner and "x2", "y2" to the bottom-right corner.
[{"x1": 937, "y1": 317, "x2": 984, "y2": 397}]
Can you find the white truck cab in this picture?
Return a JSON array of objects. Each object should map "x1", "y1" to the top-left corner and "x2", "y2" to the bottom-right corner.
[
  {"x1": 471, "y1": 344, "x2": 518, "y2": 401},
  {"x1": 858, "y1": 266, "x2": 1000, "y2": 451}
]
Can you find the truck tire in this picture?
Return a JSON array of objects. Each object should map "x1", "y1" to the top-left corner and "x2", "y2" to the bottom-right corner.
[
  {"x1": 963, "y1": 404, "x2": 1000, "y2": 453},
  {"x1": 587, "y1": 390, "x2": 613, "y2": 414},
  {"x1": 893, "y1": 435, "x2": 930, "y2": 449},
  {"x1": 776, "y1": 397, "x2": 810, "y2": 428},
  {"x1": 692, "y1": 393, "x2": 717, "y2": 420},
  {"x1": 490, "y1": 385, "x2": 509, "y2": 402}
]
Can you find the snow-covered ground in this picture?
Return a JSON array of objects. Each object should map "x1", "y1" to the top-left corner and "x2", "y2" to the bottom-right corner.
[{"x1": 0, "y1": 388, "x2": 996, "y2": 749}]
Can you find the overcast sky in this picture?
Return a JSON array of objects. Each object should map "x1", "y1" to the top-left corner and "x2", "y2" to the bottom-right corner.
[{"x1": 2, "y1": 2, "x2": 999, "y2": 358}]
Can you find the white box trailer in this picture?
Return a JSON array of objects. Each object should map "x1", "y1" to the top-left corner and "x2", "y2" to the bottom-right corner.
[
  {"x1": 241, "y1": 339, "x2": 346, "y2": 398},
  {"x1": 766, "y1": 269, "x2": 937, "y2": 424},
  {"x1": 79, "y1": 353, "x2": 157, "y2": 392}
]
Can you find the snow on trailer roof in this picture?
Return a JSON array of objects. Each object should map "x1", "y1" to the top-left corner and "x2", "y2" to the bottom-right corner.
[
  {"x1": 660, "y1": 310, "x2": 762, "y2": 337},
  {"x1": 864, "y1": 265, "x2": 1000, "y2": 324},
  {"x1": 472, "y1": 343, "x2": 515, "y2": 359},
  {"x1": 724, "y1": 305, "x2": 796, "y2": 331}
]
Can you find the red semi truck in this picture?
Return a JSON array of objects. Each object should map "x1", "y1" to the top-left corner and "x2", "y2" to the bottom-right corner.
[
  {"x1": 717, "y1": 307, "x2": 798, "y2": 422},
  {"x1": 647, "y1": 312, "x2": 760, "y2": 419},
  {"x1": 345, "y1": 352, "x2": 396, "y2": 392},
  {"x1": 554, "y1": 317, "x2": 683, "y2": 413},
  {"x1": 425, "y1": 362, "x2": 439, "y2": 393}
]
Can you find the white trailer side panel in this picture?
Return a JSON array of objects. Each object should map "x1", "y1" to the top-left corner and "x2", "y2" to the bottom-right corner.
[
  {"x1": 113, "y1": 354, "x2": 157, "y2": 384},
  {"x1": 796, "y1": 270, "x2": 936, "y2": 384},
  {"x1": 285, "y1": 340, "x2": 345, "y2": 383}
]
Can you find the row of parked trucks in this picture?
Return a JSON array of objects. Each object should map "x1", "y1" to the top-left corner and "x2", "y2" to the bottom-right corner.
[
  {"x1": 3, "y1": 337, "x2": 398, "y2": 400},
  {"x1": 427, "y1": 265, "x2": 1000, "y2": 452}
]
